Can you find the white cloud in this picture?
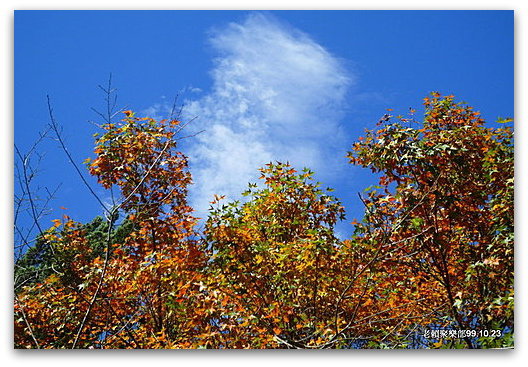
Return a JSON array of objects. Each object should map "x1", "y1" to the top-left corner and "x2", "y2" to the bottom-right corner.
[{"x1": 183, "y1": 13, "x2": 352, "y2": 217}]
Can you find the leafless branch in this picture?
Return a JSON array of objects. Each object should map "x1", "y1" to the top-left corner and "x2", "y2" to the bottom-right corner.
[{"x1": 47, "y1": 95, "x2": 110, "y2": 215}]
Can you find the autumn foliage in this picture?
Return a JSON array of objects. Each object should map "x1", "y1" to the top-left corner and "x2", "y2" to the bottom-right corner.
[
  {"x1": 347, "y1": 93, "x2": 514, "y2": 348},
  {"x1": 14, "y1": 93, "x2": 514, "y2": 349}
]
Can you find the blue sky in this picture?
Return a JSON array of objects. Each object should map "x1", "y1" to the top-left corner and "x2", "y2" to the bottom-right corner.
[{"x1": 14, "y1": 10, "x2": 513, "y2": 243}]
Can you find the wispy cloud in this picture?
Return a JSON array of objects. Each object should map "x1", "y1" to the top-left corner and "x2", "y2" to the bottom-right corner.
[{"x1": 183, "y1": 13, "x2": 352, "y2": 216}]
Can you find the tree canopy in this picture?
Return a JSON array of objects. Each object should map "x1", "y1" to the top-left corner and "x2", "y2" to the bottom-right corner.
[{"x1": 14, "y1": 93, "x2": 514, "y2": 349}]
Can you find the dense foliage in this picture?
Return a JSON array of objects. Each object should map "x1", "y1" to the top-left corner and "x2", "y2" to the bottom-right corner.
[{"x1": 14, "y1": 94, "x2": 514, "y2": 349}]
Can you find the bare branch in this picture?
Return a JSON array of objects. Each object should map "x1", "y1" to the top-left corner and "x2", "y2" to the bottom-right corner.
[{"x1": 47, "y1": 95, "x2": 110, "y2": 215}]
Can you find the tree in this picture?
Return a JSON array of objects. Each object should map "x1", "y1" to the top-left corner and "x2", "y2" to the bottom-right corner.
[
  {"x1": 15, "y1": 111, "x2": 207, "y2": 348},
  {"x1": 202, "y1": 162, "x2": 349, "y2": 348},
  {"x1": 347, "y1": 93, "x2": 514, "y2": 348}
]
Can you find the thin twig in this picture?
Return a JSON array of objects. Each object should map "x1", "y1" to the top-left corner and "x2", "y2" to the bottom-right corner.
[{"x1": 47, "y1": 95, "x2": 110, "y2": 215}]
